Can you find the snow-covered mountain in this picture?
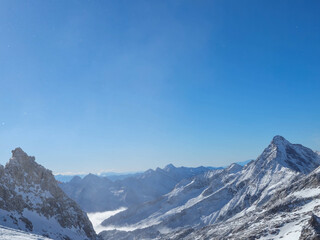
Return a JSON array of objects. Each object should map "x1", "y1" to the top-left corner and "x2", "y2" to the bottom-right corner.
[
  {"x1": 0, "y1": 148, "x2": 98, "y2": 240},
  {"x1": 60, "y1": 164, "x2": 213, "y2": 212},
  {"x1": 101, "y1": 163, "x2": 243, "y2": 229},
  {"x1": 99, "y1": 136, "x2": 320, "y2": 240},
  {"x1": 163, "y1": 160, "x2": 320, "y2": 239},
  {"x1": 3, "y1": 136, "x2": 319, "y2": 240}
]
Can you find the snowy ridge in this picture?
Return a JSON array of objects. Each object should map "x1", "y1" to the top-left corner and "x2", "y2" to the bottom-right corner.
[
  {"x1": 165, "y1": 161, "x2": 320, "y2": 239},
  {"x1": 98, "y1": 136, "x2": 320, "y2": 240}
]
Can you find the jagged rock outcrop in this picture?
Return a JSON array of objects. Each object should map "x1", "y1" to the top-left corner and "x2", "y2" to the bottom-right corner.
[
  {"x1": 0, "y1": 148, "x2": 98, "y2": 240},
  {"x1": 300, "y1": 214, "x2": 320, "y2": 240}
]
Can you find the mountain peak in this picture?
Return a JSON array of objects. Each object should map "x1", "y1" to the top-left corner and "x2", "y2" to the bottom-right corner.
[
  {"x1": 12, "y1": 147, "x2": 29, "y2": 158},
  {"x1": 0, "y1": 149, "x2": 98, "y2": 239},
  {"x1": 255, "y1": 136, "x2": 320, "y2": 174},
  {"x1": 226, "y1": 163, "x2": 243, "y2": 173},
  {"x1": 271, "y1": 135, "x2": 289, "y2": 145},
  {"x1": 8, "y1": 147, "x2": 36, "y2": 168},
  {"x1": 164, "y1": 164, "x2": 176, "y2": 171},
  {"x1": 83, "y1": 173, "x2": 100, "y2": 181},
  {"x1": 70, "y1": 175, "x2": 82, "y2": 184}
]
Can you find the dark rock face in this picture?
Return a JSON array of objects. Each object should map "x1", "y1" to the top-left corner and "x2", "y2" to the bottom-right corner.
[
  {"x1": 0, "y1": 148, "x2": 98, "y2": 240},
  {"x1": 300, "y1": 214, "x2": 320, "y2": 240}
]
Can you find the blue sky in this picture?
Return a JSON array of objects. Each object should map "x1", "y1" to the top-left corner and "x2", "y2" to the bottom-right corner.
[{"x1": 1, "y1": 0, "x2": 320, "y2": 173}]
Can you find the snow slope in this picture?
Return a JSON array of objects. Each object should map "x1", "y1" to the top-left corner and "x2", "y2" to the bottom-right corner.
[
  {"x1": 0, "y1": 225, "x2": 52, "y2": 240},
  {"x1": 99, "y1": 136, "x2": 320, "y2": 240},
  {"x1": 165, "y1": 165, "x2": 320, "y2": 239}
]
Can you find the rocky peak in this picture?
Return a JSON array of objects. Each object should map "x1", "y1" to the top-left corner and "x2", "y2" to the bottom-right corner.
[
  {"x1": 271, "y1": 135, "x2": 289, "y2": 145},
  {"x1": 83, "y1": 173, "x2": 100, "y2": 181},
  {"x1": 164, "y1": 164, "x2": 176, "y2": 172},
  {"x1": 237, "y1": 136, "x2": 320, "y2": 213},
  {"x1": 70, "y1": 175, "x2": 83, "y2": 184},
  {"x1": 8, "y1": 147, "x2": 36, "y2": 167},
  {"x1": 0, "y1": 148, "x2": 98, "y2": 240},
  {"x1": 226, "y1": 163, "x2": 243, "y2": 174},
  {"x1": 267, "y1": 135, "x2": 291, "y2": 160},
  {"x1": 299, "y1": 214, "x2": 320, "y2": 240},
  {"x1": 4, "y1": 147, "x2": 52, "y2": 187},
  {"x1": 253, "y1": 136, "x2": 320, "y2": 174},
  {"x1": 12, "y1": 147, "x2": 29, "y2": 157}
]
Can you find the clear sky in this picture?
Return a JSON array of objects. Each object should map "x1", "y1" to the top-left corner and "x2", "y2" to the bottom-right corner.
[{"x1": 1, "y1": 0, "x2": 320, "y2": 174}]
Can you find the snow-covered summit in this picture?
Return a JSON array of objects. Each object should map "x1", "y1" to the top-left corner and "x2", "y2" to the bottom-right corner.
[
  {"x1": 99, "y1": 136, "x2": 320, "y2": 240},
  {"x1": 254, "y1": 135, "x2": 320, "y2": 174},
  {"x1": 271, "y1": 135, "x2": 289, "y2": 145}
]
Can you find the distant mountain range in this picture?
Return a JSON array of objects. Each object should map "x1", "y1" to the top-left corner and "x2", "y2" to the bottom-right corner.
[
  {"x1": 55, "y1": 161, "x2": 254, "y2": 183},
  {"x1": 55, "y1": 171, "x2": 144, "y2": 183},
  {"x1": 59, "y1": 164, "x2": 216, "y2": 212},
  {"x1": 55, "y1": 166, "x2": 228, "y2": 183}
]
